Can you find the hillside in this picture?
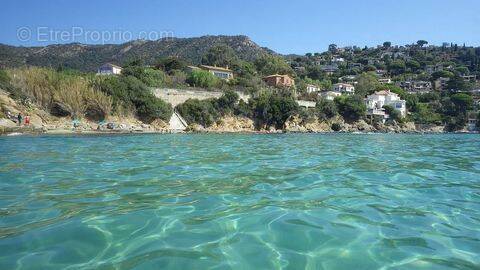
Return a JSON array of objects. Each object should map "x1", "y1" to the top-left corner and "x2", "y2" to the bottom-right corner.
[{"x1": 0, "y1": 35, "x2": 274, "y2": 71}]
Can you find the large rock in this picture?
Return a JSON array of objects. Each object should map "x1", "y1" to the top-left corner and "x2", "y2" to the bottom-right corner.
[{"x1": 207, "y1": 116, "x2": 255, "y2": 132}]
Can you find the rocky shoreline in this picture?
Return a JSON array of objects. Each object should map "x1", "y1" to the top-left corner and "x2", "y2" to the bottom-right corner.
[{"x1": 1, "y1": 89, "x2": 475, "y2": 136}]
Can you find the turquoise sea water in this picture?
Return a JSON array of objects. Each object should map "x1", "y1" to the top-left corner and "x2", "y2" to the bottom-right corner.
[{"x1": 0, "y1": 134, "x2": 479, "y2": 270}]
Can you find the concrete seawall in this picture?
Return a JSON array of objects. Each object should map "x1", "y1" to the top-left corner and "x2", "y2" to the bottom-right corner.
[{"x1": 153, "y1": 88, "x2": 250, "y2": 107}]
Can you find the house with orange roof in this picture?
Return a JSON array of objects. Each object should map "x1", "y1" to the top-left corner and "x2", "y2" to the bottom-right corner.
[{"x1": 263, "y1": 74, "x2": 295, "y2": 88}]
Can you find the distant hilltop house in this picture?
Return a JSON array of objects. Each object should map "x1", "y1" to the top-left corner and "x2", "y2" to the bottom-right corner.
[
  {"x1": 467, "y1": 111, "x2": 478, "y2": 132},
  {"x1": 331, "y1": 57, "x2": 345, "y2": 63},
  {"x1": 320, "y1": 65, "x2": 339, "y2": 75},
  {"x1": 339, "y1": 75, "x2": 357, "y2": 84},
  {"x1": 198, "y1": 65, "x2": 234, "y2": 80},
  {"x1": 333, "y1": 83, "x2": 355, "y2": 95},
  {"x1": 375, "y1": 69, "x2": 387, "y2": 77},
  {"x1": 398, "y1": 81, "x2": 432, "y2": 94},
  {"x1": 434, "y1": 77, "x2": 450, "y2": 91},
  {"x1": 306, "y1": 84, "x2": 320, "y2": 93},
  {"x1": 263, "y1": 74, "x2": 295, "y2": 88},
  {"x1": 378, "y1": 78, "x2": 392, "y2": 84},
  {"x1": 97, "y1": 63, "x2": 122, "y2": 75},
  {"x1": 365, "y1": 90, "x2": 407, "y2": 122},
  {"x1": 425, "y1": 64, "x2": 444, "y2": 74},
  {"x1": 321, "y1": 91, "x2": 341, "y2": 101},
  {"x1": 461, "y1": 75, "x2": 477, "y2": 82},
  {"x1": 348, "y1": 63, "x2": 363, "y2": 69}
]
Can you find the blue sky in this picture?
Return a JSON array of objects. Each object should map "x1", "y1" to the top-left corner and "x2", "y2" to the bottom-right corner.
[{"x1": 0, "y1": 0, "x2": 479, "y2": 54}]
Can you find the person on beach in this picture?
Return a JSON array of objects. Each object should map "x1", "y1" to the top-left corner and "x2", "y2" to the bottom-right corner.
[
  {"x1": 17, "y1": 113, "x2": 22, "y2": 126},
  {"x1": 24, "y1": 115, "x2": 30, "y2": 126}
]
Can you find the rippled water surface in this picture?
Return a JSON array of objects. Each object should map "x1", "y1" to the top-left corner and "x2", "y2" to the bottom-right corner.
[{"x1": 0, "y1": 134, "x2": 480, "y2": 269}]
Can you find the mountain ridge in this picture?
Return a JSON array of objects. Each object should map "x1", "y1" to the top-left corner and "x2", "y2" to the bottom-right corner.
[{"x1": 0, "y1": 35, "x2": 276, "y2": 71}]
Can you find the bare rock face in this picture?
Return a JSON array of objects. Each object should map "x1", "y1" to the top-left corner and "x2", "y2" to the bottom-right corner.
[
  {"x1": 285, "y1": 115, "x2": 337, "y2": 132},
  {"x1": 284, "y1": 115, "x2": 308, "y2": 132},
  {"x1": 207, "y1": 116, "x2": 255, "y2": 132},
  {"x1": 354, "y1": 120, "x2": 375, "y2": 132},
  {"x1": 149, "y1": 119, "x2": 169, "y2": 132},
  {"x1": 186, "y1": 123, "x2": 207, "y2": 133}
]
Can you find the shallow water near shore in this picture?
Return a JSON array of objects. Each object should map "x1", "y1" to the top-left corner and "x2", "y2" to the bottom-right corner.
[{"x1": 0, "y1": 134, "x2": 479, "y2": 269}]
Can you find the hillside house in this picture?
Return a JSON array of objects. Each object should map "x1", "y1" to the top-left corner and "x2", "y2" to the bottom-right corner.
[
  {"x1": 199, "y1": 65, "x2": 234, "y2": 80},
  {"x1": 461, "y1": 75, "x2": 477, "y2": 82},
  {"x1": 263, "y1": 74, "x2": 295, "y2": 88},
  {"x1": 365, "y1": 90, "x2": 406, "y2": 122},
  {"x1": 321, "y1": 65, "x2": 339, "y2": 75},
  {"x1": 333, "y1": 83, "x2": 355, "y2": 95},
  {"x1": 378, "y1": 78, "x2": 392, "y2": 84},
  {"x1": 306, "y1": 84, "x2": 320, "y2": 93},
  {"x1": 434, "y1": 77, "x2": 450, "y2": 91},
  {"x1": 321, "y1": 91, "x2": 341, "y2": 101},
  {"x1": 375, "y1": 69, "x2": 387, "y2": 77},
  {"x1": 97, "y1": 63, "x2": 122, "y2": 75},
  {"x1": 425, "y1": 64, "x2": 443, "y2": 74},
  {"x1": 399, "y1": 81, "x2": 432, "y2": 93}
]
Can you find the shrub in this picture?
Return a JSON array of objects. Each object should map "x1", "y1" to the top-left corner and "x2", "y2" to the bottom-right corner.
[
  {"x1": 8, "y1": 67, "x2": 113, "y2": 120},
  {"x1": 176, "y1": 91, "x2": 244, "y2": 127},
  {"x1": 176, "y1": 98, "x2": 219, "y2": 127},
  {"x1": 411, "y1": 103, "x2": 442, "y2": 125},
  {"x1": 53, "y1": 77, "x2": 88, "y2": 118},
  {"x1": 186, "y1": 70, "x2": 219, "y2": 88},
  {"x1": 134, "y1": 94, "x2": 173, "y2": 123},
  {"x1": 215, "y1": 90, "x2": 239, "y2": 115},
  {"x1": 234, "y1": 99, "x2": 252, "y2": 118},
  {"x1": 169, "y1": 70, "x2": 187, "y2": 88},
  {"x1": 316, "y1": 99, "x2": 338, "y2": 120},
  {"x1": 93, "y1": 75, "x2": 172, "y2": 122},
  {"x1": 383, "y1": 105, "x2": 402, "y2": 122},
  {"x1": 122, "y1": 66, "x2": 167, "y2": 87},
  {"x1": 331, "y1": 123, "x2": 342, "y2": 131},
  {"x1": 155, "y1": 57, "x2": 187, "y2": 74},
  {"x1": 334, "y1": 95, "x2": 366, "y2": 122},
  {"x1": 0, "y1": 69, "x2": 26, "y2": 100},
  {"x1": 249, "y1": 91, "x2": 299, "y2": 129}
]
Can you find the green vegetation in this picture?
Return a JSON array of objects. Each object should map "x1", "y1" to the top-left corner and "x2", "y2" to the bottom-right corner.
[
  {"x1": 177, "y1": 89, "x2": 298, "y2": 130},
  {"x1": 176, "y1": 90, "x2": 241, "y2": 127},
  {"x1": 334, "y1": 95, "x2": 366, "y2": 122},
  {"x1": 92, "y1": 75, "x2": 172, "y2": 123},
  {"x1": 7, "y1": 67, "x2": 112, "y2": 120},
  {"x1": 249, "y1": 90, "x2": 298, "y2": 129},
  {"x1": 2, "y1": 37, "x2": 480, "y2": 131},
  {"x1": 383, "y1": 105, "x2": 402, "y2": 122},
  {"x1": 315, "y1": 99, "x2": 337, "y2": 120},
  {"x1": 186, "y1": 69, "x2": 220, "y2": 88},
  {"x1": 254, "y1": 55, "x2": 293, "y2": 76},
  {"x1": 176, "y1": 98, "x2": 220, "y2": 127},
  {"x1": 2, "y1": 66, "x2": 171, "y2": 123}
]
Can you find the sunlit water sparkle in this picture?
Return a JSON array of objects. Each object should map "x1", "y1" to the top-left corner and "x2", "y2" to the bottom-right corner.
[{"x1": 0, "y1": 134, "x2": 479, "y2": 269}]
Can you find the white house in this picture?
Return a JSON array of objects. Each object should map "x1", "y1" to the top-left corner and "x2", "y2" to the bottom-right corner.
[
  {"x1": 97, "y1": 63, "x2": 122, "y2": 75},
  {"x1": 378, "y1": 78, "x2": 392, "y2": 84},
  {"x1": 333, "y1": 83, "x2": 355, "y2": 94},
  {"x1": 332, "y1": 57, "x2": 345, "y2": 63},
  {"x1": 321, "y1": 91, "x2": 341, "y2": 101},
  {"x1": 365, "y1": 90, "x2": 406, "y2": 122},
  {"x1": 306, "y1": 84, "x2": 320, "y2": 93}
]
